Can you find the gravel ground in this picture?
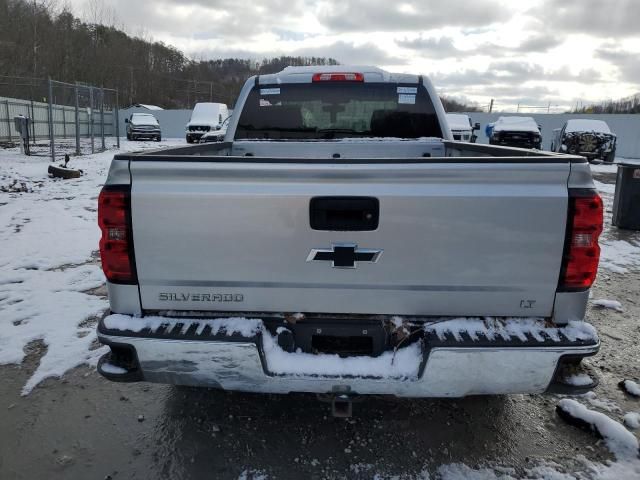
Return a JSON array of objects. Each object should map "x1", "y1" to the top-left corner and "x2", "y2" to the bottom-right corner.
[{"x1": 1, "y1": 162, "x2": 639, "y2": 479}]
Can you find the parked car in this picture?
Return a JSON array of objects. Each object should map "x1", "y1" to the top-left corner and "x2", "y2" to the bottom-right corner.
[
  {"x1": 551, "y1": 119, "x2": 617, "y2": 163},
  {"x1": 446, "y1": 113, "x2": 480, "y2": 142},
  {"x1": 489, "y1": 116, "x2": 542, "y2": 149},
  {"x1": 97, "y1": 66, "x2": 602, "y2": 412},
  {"x1": 186, "y1": 102, "x2": 229, "y2": 143},
  {"x1": 199, "y1": 116, "x2": 231, "y2": 143},
  {"x1": 125, "y1": 113, "x2": 161, "y2": 141}
]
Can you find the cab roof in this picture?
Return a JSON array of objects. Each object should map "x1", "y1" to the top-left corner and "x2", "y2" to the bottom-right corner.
[{"x1": 258, "y1": 65, "x2": 420, "y2": 84}]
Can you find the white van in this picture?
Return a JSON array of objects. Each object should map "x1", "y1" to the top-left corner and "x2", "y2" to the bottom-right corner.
[
  {"x1": 185, "y1": 103, "x2": 229, "y2": 143},
  {"x1": 445, "y1": 113, "x2": 480, "y2": 143}
]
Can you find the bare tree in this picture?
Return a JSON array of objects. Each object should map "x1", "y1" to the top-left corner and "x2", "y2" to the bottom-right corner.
[{"x1": 0, "y1": 0, "x2": 340, "y2": 108}]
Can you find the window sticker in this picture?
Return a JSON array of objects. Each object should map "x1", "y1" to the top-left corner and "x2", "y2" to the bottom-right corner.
[
  {"x1": 260, "y1": 88, "x2": 281, "y2": 95},
  {"x1": 398, "y1": 94, "x2": 416, "y2": 104},
  {"x1": 397, "y1": 86, "x2": 417, "y2": 94}
]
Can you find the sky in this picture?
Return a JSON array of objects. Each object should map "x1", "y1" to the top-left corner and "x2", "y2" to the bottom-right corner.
[{"x1": 68, "y1": 0, "x2": 640, "y2": 112}]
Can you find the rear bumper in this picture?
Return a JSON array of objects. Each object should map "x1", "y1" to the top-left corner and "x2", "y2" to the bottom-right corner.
[{"x1": 97, "y1": 316, "x2": 599, "y2": 397}]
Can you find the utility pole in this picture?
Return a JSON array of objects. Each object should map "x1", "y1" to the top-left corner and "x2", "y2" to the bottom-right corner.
[
  {"x1": 74, "y1": 82, "x2": 80, "y2": 155},
  {"x1": 488, "y1": 99, "x2": 494, "y2": 113},
  {"x1": 209, "y1": 82, "x2": 213, "y2": 102}
]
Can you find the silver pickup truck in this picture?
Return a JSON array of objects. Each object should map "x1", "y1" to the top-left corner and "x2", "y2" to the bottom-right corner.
[{"x1": 96, "y1": 66, "x2": 603, "y2": 410}]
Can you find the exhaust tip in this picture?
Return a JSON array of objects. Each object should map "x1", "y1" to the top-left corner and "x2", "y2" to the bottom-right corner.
[
  {"x1": 546, "y1": 355, "x2": 598, "y2": 395},
  {"x1": 332, "y1": 395, "x2": 353, "y2": 418},
  {"x1": 97, "y1": 343, "x2": 143, "y2": 383}
]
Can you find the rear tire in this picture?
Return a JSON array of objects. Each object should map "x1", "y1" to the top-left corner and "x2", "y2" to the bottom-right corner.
[{"x1": 126, "y1": 132, "x2": 131, "y2": 140}]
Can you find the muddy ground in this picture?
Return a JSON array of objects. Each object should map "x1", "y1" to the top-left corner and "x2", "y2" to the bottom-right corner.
[{"x1": 1, "y1": 172, "x2": 639, "y2": 480}]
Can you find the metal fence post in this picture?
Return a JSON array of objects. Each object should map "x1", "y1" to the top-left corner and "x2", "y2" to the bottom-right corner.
[
  {"x1": 100, "y1": 87, "x2": 105, "y2": 150},
  {"x1": 89, "y1": 87, "x2": 94, "y2": 154},
  {"x1": 115, "y1": 89, "x2": 120, "y2": 149},
  {"x1": 30, "y1": 98, "x2": 36, "y2": 144},
  {"x1": 74, "y1": 83, "x2": 80, "y2": 155},
  {"x1": 47, "y1": 78, "x2": 55, "y2": 161},
  {"x1": 4, "y1": 100, "x2": 10, "y2": 142}
]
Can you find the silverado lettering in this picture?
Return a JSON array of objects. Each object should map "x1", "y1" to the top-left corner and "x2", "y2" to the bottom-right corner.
[{"x1": 158, "y1": 293, "x2": 244, "y2": 302}]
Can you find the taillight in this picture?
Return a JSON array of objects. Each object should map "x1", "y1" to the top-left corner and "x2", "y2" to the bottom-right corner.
[
  {"x1": 312, "y1": 72, "x2": 364, "y2": 82},
  {"x1": 559, "y1": 191, "x2": 603, "y2": 290},
  {"x1": 98, "y1": 185, "x2": 137, "y2": 284}
]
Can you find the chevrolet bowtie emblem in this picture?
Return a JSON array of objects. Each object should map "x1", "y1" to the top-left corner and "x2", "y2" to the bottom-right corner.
[{"x1": 306, "y1": 243, "x2": 383, "y2": 268}]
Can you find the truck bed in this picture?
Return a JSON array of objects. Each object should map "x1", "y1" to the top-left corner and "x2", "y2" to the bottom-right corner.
[{"x1": 123, "y1": 139, "x2": 578, "y2": 160}]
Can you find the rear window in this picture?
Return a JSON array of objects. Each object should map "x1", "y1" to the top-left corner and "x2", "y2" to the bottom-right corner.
[{"x1": 235, "y1": 82, "x2": 443, "y2": 140}]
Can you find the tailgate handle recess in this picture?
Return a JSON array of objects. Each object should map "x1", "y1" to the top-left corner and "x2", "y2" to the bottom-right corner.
[{"x1": 310, "y1": 197, "x2": 379, "y2": 231}]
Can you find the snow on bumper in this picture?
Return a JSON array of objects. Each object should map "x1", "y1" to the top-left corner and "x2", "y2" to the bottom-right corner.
[{"x1": 97, "y1": 315, "x2": 599, "y2": 397}]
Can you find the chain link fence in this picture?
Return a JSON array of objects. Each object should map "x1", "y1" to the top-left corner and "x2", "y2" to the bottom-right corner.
[{"x1": 0, "y1": 75, "x2": 120, "y2": 160}]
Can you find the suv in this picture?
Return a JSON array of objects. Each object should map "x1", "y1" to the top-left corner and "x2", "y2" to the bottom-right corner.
[
  {"x1": 551, "y1": 119, "x2": 617, "y2": 163},
  {"x1": 199, "y1": 116, "x2": 231, "y2": 143},
  {"x1": 489, "y1": 116, "x2": 542, "y2": 149},
  {"x1": 446, "y1": 113, "x2": 480, "y2": 143},
  {"x1": 125, "y1": 113, "x2": 161, "y2": 141},
  {"x1": 186, "y1": 103, "x2": 229, "y2": 143}
]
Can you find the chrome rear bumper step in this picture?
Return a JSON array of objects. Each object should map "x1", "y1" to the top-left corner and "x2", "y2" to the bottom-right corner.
[{"x1": 97, "y1": 315, "x2": 599, "y2": 397}]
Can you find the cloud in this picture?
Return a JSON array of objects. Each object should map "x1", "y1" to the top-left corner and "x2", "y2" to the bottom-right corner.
[
  {"x1": 514, "y1": 34, "x2": 563, "y2": 53},
  {"x1": 432, "y1": 62, "x2": 602, "y2": 90},
  {"x1": 488, "y1": 61, "x2": 602, "y2": 82},
  {"x1": 317, "y1": 0, "x2": 511, "y2": 32},
  {"x1": 531, "y1": 0, "x2": 640, "y2": 37},
  {"x1": 595, "y1": 45, "x2": 640, "y2": 85},
  {"x1": 290, "y1": 41, "x2": 407, "y2": 65},
  {"x1": 432, "y1": 69, "x2": 500, "y2": 88},
  {"x1": 396, "y1": 33, "x2": 565, "y2": 60},
  {"x1": 195, "y1": 41, "x2": 406, "y2": 66},
  {"x1": 395, "y1": 36, "x2": 464, "y2": 57},
  {"x1": 73, "y1": 0, "x2": 311, "y2": 40},
  {"x1": 477, "y1": 33, "x2": 565, "y2": 54}
]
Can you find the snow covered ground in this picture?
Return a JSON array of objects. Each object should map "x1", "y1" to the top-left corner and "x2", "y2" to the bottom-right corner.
[
  {"x1": 0, "y1": 139, "x2": 184, "y2": 394},
  {"x1": 1, "y1": 147, "x2": 640, "y2": 479}
]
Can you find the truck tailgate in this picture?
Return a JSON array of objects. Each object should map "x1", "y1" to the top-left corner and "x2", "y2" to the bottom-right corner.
[{"x1": 129, "y1": 160, "x2": 569, "y2": 317}]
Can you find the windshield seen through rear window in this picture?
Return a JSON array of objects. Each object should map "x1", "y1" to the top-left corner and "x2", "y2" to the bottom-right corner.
[{"x1": 235, "y1": 82, "x2": 442, "y2": 140}]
